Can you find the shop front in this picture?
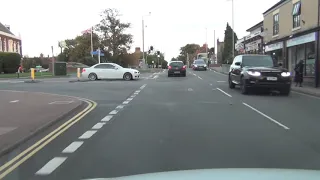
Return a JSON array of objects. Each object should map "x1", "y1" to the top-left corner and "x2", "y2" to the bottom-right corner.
[
  {"x1": 264, "y1": 41, "x2": 284, "y2": 65},
  {"x1": 245, "y1": 39, "x2": 262, "y2": 54},
  {"x1": 286, "y1": 32, "x2": 316, "y2": 85}
]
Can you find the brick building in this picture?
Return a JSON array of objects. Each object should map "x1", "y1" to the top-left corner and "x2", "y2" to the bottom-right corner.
[
  {"x1": 0, "y1": 22, "x2": 22, "y2": 55},
  {"x1": 262, "y1": 0, "x2": 319, "y2": 86}
]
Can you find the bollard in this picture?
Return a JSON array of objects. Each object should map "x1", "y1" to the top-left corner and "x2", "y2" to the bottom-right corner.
[
  {"x1": 77, "y1": 68, "x2": 81, "y2": 81},
  {"x1": 31, "y1": 68, "x2": 35, "y2": 80}
]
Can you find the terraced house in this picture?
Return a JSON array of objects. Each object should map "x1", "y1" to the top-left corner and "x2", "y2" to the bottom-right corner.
[
  {"x1": 0, "y1": 22, "x2": 22, "y2": 55},
  {"x1": 262, "y1": 0, "x2": 320, "y2": 87}
]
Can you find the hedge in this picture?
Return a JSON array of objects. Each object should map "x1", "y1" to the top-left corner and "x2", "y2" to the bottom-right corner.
[{"x1": 0, "y1": 52, "x2": 21, "y2": 73}]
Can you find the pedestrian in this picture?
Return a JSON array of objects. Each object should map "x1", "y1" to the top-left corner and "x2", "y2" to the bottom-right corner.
[{"x1": 294, "y1": 60, "x2": 304, "y2": 87}]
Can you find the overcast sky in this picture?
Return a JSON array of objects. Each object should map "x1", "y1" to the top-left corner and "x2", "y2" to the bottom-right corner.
[{"x1": 1, "y1": 0, "x2": 279, "y2": 60}]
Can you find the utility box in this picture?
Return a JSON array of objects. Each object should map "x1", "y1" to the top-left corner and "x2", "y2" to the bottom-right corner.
[{"x1": 54, "y1": 62, "x2": 67, "y2": 76}]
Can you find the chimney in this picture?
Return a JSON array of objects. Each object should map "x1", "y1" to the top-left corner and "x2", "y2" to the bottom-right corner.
[
  {"x1": 135, "y1": 47, "x2": 141, "y2": 52},
  {"x1": 5, "y1": 25, "x2": 10, "y2": 30}
]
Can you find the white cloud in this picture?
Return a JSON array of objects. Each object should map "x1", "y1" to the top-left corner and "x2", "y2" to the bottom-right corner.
[{"x1": 0, "y1": 0, "x2": 279, "y2": 59}]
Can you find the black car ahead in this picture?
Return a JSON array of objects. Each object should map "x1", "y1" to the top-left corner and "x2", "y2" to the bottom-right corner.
[
  {"x1": 168, "y1": 61, "x2": 186, "y2": 77},
  {"x1": 228, "y1": 54, "x2": 291, "y2": 95},
  {"x1": 192, "y1": 59, "x2": 207, "y2": 71}
]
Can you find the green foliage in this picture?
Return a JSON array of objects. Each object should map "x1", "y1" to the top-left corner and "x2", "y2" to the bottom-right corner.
[
  {"x1": 222, "y1": 23, "x2": 238, "y2": 64},
  {"x1": 0, "y1": 52, "x2": 21, "y2": 73}
]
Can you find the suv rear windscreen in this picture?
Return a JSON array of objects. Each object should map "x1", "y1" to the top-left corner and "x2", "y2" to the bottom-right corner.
[
  {"x1": 170, "y1": 62, "x2": 184, "y2": 67},
  {"x1": 194, "y1": 60, "x2": 205, "y2": 64}
]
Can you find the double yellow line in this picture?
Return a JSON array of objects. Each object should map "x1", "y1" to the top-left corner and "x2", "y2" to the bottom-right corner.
[{"x1": 0, "y1": 98, "x2": 97, "y2": 179}]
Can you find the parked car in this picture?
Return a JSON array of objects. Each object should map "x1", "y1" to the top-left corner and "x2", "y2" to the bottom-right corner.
[
  {"x1": 82, "y1": 63, "x2": 140, "y2": 81},
  {"x1": 168, "y1": 61, "x2": 186, "y2": 77},
  {"x1": 228, "y1": 54, "x2": 291, "y2": 95},
  {"x1": 192, "y1": 59, "x2": 207, "y2": 71}
]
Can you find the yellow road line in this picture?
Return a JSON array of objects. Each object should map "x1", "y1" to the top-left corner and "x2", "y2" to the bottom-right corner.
[{"x1": 0, "y1": 99, "x2": 97, "y2": 179}]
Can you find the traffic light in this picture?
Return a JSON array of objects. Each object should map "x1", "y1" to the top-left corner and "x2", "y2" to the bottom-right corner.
[
  {"x1": 150, "y1": 46, "x2": 154, "y2": 51},
  {"x1": 157, "y1": 51, "x2": 160, "y2": 55}
]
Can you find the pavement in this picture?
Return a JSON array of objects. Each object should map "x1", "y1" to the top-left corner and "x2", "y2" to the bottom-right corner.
[
  {"x1": 0, "y1": 91, "x2": 84, "y2": 156},
  {"x1": 0, "y1": 69, "x2": 320, "y2": 179}
]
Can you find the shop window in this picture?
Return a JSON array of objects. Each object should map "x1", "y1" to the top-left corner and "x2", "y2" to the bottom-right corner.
[
  {"x1": 292, "y1": 1, "x2": 301, "y2": 28},
  {"x1": 305, "y1": 42, "x2": 315, "y2": 76},
  {"x1": 273, "y1": 14, "x2": 279, "y2": 35}
]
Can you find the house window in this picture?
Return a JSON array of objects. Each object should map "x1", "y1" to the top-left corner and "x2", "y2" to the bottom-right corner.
[
  {"x1": 273, "y1": 13, "x2": 279, "y2": 35},
  {"x1": 293, "y1": 1, "x2": 301, "y2": 28}
]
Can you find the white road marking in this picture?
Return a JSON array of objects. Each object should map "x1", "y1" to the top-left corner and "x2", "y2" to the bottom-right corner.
[
  {"x1": 62, "y1": 141, "x2": 83, "y2": 153},
  {"x1": 130, "y1": 95, "x2": 136, "y2": 98},
  {"x1": 109, "y1": 110, "x2": 118, "y2": 115},
  {"x1": 101, "y1": 115, "x2": 113, "y2": 122},
  {"x1": 127, "y1": 98, "x2": 133, "y2": 101},
  {"x1": 92, "y1": 122, "x2": 106, "y2": 130},
  {"x1": 198, "y1": 76, "x2": 203, "y2": 80},
  {"x1": 134, "y1": 92, "x2": 139, "y2": 95},
  {"x1": 242, "y1": 102, "x2": 290, "y2": 130},
  {"x1": 210, "y1": 84, "x2": 213, "y2": 86},
  {"x1": 78, "y1": 130, "x2": 97, "y2": 139},
  {"x1": 9, "y1": 100, "x2": 19, "y2": 103},
  {"x1": 35, "y1": 157, "x2": 67, "y2": 175},
  {"x1": 135, "y1": 90, "x2": 141, "y2": 93},
  {"x1": 187, "y1": 88, "x2": 193, "y2": 91},
  {"x1": 153, "y1": 75, "x2": 159, "y2": 79},
  {"x1": 116, "y1": 105, "x2": 125, "y2": 109},
  {"x1": 48, "y1": 101, "x2": 74, "y2": 105},
  {"x1": 216, "y1": 88, "x2": 232, "y2": 97},
  {"x1": 193, "y1": 74, "x2": 197, "y2": 76},
  {"x1": 123, "y1": 101, "x2": 130, "y2": 104},
  {"x1": 140, "y1": 85, "x2": 146, "y2": 89},
  {"x1": 217, "y1": 81, "x2": 226, "y2": 83}
]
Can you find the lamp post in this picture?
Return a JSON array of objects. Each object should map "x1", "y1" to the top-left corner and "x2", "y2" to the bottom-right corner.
[{"x1": 142, "y1": 12, "x2": 151, "y2": 65}]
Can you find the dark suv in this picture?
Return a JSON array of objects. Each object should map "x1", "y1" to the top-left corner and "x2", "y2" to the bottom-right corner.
[
  {"x1": 168, "y1": 61, "x2": 186, "y2": 77},
  {"x1": 228, "y1": 54, "x2": 292, "y2": 95}
]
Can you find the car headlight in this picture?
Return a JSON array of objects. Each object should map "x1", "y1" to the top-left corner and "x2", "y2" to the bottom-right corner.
[
  {"x1": 281, "y1": 72, "x2": 290, "y2": 77},
  {"x1": 194, "y1": 65, "x2": 198, "y2": 67},
  {"x1": 247, "y1": 71, "x2": 261, "y2": 76},
  {"x1": 204, "y1": 64, "x2": 207, "y2": 67}
]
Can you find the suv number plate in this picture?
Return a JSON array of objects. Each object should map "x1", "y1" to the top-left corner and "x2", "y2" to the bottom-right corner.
[{"x1": 267, "y1": 77, "x2": 277, "y2": 81}]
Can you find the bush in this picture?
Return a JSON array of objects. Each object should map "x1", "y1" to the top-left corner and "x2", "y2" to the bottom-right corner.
[{"x1": 0, "y1": 52, "x2": 21, "y2": 73}]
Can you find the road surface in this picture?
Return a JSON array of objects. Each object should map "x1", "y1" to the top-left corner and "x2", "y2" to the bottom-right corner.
[{"x1": 1, "y1": 70, "x2": 320, "y2": 180}]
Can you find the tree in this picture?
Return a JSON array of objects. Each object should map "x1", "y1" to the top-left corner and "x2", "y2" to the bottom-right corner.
[
  {"x1": 178, "y1": 44, "x2": 200, "y2": 64},
  {"x1": 222, "y1": 23, "x2": 238, "y2": 64},
  {"x1": 96, "y1": 8, "x2": 133, "y2": 60}
]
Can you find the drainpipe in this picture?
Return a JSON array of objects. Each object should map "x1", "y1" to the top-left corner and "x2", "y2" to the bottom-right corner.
[{"x1": 316, "y1": 0, "x2": 320, "y2": 87}]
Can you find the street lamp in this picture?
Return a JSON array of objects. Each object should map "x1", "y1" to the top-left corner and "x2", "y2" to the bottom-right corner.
[{"x1": 142, "y1": 12, "x2": 151, "y2": 65}]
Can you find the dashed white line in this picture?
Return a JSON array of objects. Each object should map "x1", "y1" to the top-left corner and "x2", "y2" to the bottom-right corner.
[
  {"x1": 116, "y1": 105, "x2": 125, "y2": 109},
  {"x1": 127, "y1": 98, "x2": 133, "y2": 101},
  {"x1": 9, "y1": 100, "x2": 19, "y2": 103},
  {"x1": 135, "y1": 90, "x2": 141, "y2": 93},
  {"x1": 35, "y1": 157, "x2": 67, "y2": 175},
  {"x1": 216, "y1": 88, "x2": 232, "y2": 97},
  {"x1": 92, "y1": 122, "x2": 106, "y2": 130},
  {"x1": 134, "y1": 92, "x2": 139, "y2": 95},
  {"x1": 62, "y1": 141, "x2": 84, "y2": 153},
  {"x1": 198, "y1": 76, "x2": 203, "y2": 80},
  {"x1": 130, "y1": 95, "x2": 136, "y2": 98},
  {"x1": 101, "y1": 115, "x2": 113, "y2": 122},
  {"x1": 123, "y1": 101, "x2": 130, "y2": 104},
  {"x1": 153, "y1": 75, "x2": 159, "y2": 79},
  {"x1": 109, "y1": 110, "x2": 118, "y2": 115},
  {"x1": 242, "y1": 102, "x2": 290, "y2": 130},
  {"x1": 78, "y1": 130, "x2": 97, "y2": 139}
]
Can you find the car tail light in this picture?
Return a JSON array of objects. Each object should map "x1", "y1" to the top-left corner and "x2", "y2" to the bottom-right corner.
[
  {"x1": 168, "y1": 66, "x2": 172, "y2": 69},
  {"x1": 82, "y1": 68, "x2": 86, "y2": 73},
  {"x1": 182, "y1": 65, "x2": 186, "y2": 69}
]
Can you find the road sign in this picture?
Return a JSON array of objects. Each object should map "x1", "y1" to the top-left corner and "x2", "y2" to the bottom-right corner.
[{"x1": 91, "y1": 51, "x2": 105, "y2": 56}]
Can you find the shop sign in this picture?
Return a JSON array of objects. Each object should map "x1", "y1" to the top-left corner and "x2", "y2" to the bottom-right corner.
[
  {"x1": 245, "y1": 39, "x2": 261, "y2": 51},
  {"x1": 286, "y1": 32, "x2": 316, "y2": 47},
  {"x1": 264, "y1": 41, "x2": 283, "y2": 52}
]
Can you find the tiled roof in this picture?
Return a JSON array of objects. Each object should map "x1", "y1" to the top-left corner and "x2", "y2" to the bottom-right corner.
[
  {"x1": 246, "y1": 21, "x2": 263, "y2": 32},
  {"x1": 0, "y1": 22, "x2": 14, "y2": 35},
  {"x1": 263, "y1": 0, "x2": 286, "y2": 15}
]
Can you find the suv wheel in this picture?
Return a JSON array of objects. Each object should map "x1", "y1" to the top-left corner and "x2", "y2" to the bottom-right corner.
[
  {"x1": 228, "y1": 75, "x2": 235, "y2": 89},
  {"x1": 240, "y1": 77, "x2": 248, "y2": 94},
  {"x1": 280, "y1": 87, "x2": 291, "y2": 96}
]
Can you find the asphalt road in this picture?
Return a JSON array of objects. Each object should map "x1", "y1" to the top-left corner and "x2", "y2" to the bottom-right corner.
[{"x1": 1, "y1": 69, "x2": 320, "y2": 179}]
